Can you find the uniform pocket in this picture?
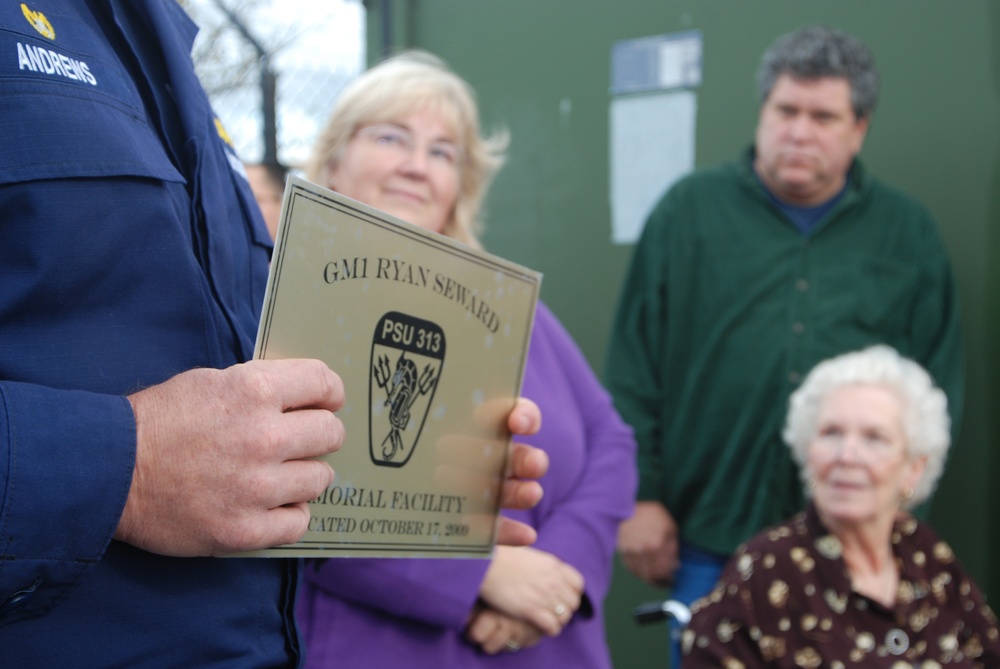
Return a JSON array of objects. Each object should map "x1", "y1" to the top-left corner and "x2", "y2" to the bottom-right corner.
[{"x1": 0, "y1": 4, "x2": 183, "y2": 186}]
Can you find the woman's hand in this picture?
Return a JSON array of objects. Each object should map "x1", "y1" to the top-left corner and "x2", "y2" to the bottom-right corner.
[
  {"x1": 496, "y1": 399, "x2": 549, "y2": 546},
  {"x1": 465, "y1": 604, "x2": 544, "y2": 655},
  {"x1": 478, "y1": 545, "x2": 584, "y2": 636}
]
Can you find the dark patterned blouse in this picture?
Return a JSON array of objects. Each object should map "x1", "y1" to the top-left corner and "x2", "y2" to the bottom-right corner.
[{"x1": 683, "y1": 504, "x2": 1000, "y2": 668}]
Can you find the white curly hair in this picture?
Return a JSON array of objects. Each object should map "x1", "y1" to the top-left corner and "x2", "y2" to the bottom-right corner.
[{"x1": 783, "y1": 345, "x2": 950, "y2": 509}]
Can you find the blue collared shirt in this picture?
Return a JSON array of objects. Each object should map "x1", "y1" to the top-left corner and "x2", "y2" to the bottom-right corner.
[{"x1": 0, "y1": 1, "x2": 296, "y2": 665}]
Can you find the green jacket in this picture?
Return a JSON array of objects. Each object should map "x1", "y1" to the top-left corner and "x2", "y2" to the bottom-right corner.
[{"x1": 605, "y1": 147, "x2": 964, "y2": 555}]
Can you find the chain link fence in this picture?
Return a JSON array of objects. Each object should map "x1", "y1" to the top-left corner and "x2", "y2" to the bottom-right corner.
[{"x1": 181, "y1": 0, "x2": 364, "y2": 169}]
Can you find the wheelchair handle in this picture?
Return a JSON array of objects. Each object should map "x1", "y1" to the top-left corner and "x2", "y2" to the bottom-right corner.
[{"x1": 632, "y1": 599, "x2": 692, "y2": 626}]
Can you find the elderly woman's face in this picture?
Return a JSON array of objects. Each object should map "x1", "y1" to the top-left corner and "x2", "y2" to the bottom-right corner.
[
  {"x1": 807, "y1": 384, "x2": 925, "y2": 530},
  {"x1": 328, "y1": 107, "x2": 460, "y2": 235}
]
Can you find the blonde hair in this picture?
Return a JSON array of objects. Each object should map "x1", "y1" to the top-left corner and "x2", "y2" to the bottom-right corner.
[{"x1": 305, "y1": 50, "x2": 508, "y2": 248}]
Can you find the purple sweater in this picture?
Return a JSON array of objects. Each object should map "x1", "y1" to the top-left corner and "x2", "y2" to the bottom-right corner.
[{"x1": 296, "y1": 301, "x2": 637, "y2": 668}]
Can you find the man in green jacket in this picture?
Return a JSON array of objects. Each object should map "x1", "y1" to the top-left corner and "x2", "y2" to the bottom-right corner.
[{"x1": 606, "y1": 25, "x2": 964, "y2": 667}]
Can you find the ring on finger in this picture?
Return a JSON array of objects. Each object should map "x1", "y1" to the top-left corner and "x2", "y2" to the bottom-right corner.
[
  {"x1": 505, "y1": 640, "x2": 521, "y2": 652},
  {"x1": 554, "y1": 603, "x2": 567, "y2": 617}
]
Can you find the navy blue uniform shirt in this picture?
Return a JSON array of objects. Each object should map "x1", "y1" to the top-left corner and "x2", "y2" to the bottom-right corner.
[{"x1": 0, "y1": 1, "x2": 299, "y2": 665}]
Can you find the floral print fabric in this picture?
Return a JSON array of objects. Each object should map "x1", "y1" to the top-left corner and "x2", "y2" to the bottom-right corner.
[{"x1": 683, "y1": 504, "x2": 1000, "y2": 668}]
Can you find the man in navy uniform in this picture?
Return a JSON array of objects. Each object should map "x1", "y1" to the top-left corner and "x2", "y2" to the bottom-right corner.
[{"x1": 0, "y1": 2, "x2": 545, "y2": 666}]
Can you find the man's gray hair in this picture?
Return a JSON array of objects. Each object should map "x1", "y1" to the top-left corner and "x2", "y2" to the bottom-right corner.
[{"x1": 757, "y1": 25, "x2": 880, "y2": 119}]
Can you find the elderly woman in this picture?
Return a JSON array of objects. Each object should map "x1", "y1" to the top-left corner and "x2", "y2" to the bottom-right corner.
[
  {"x1": 294, "y1": 52, "x2": 638, "y2": 669},
  {"x1": 683, "y1": 345, "x2": 1000, "y2": 667}
]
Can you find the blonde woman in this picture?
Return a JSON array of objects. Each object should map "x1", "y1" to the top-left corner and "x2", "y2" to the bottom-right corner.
[{"x1": 295, "y1": 52, "x2": 637, "y2": 668}]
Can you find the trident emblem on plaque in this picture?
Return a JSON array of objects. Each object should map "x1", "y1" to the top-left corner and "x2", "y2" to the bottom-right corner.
[{"x1": 369, "y1": 312, "x2": 445, "y2": 467}]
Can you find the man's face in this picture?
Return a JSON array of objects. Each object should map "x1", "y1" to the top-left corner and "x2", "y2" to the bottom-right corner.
[{"x1": 753, "y1": 74, "x2": 869, "y2": 205}]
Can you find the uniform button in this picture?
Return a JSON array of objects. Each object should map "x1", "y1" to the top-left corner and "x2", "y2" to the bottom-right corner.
[
  {"x1": 788, "y1": 372, "x2": 801, "y2": 384},
  {"x1": 796, "y1": 279, "x2": 809, "y2": 291},
  {"x1": 0, "y1": 579, "x2": 41, "y2": 616},
  {"x1": 792, "y1": 322, "x2": 805, "y2": 334}
]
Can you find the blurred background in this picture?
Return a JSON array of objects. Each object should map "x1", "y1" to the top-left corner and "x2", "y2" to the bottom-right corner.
[
  {"x1": 185, "y1": 2, "x2": 1000, "y2": 666},
  {"x1": 180, "y1": 0, "x2": 364, "y2": 167}
]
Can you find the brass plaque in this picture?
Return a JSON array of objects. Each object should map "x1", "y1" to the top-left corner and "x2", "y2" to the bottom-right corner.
[{"x1": 244, "y1": 177, "x2": 540, "y2": 558}]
